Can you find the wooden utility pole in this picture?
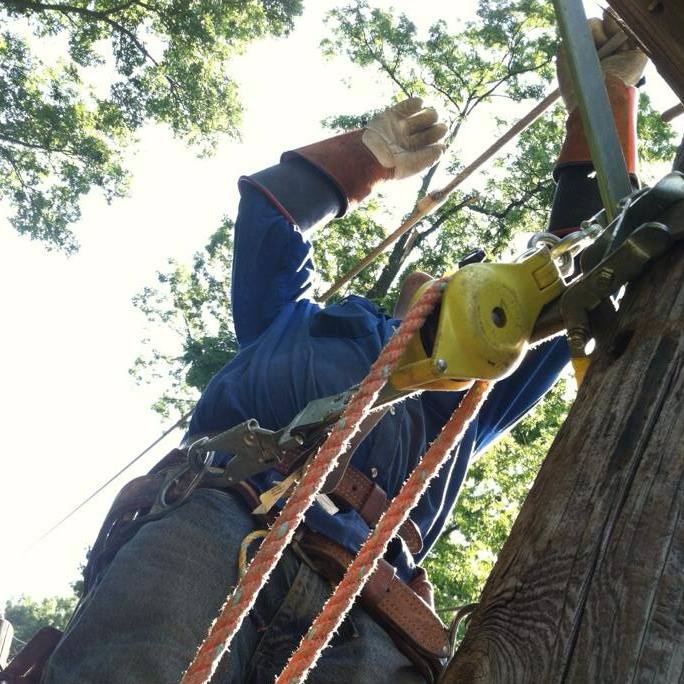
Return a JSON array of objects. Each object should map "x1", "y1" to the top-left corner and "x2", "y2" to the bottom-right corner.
[
  {"x1": 442, "y1": 196, "x2": 684, "y2": 681},
  {"x1": 443, "y1": 1, "x2": 684, "y2": 676}
]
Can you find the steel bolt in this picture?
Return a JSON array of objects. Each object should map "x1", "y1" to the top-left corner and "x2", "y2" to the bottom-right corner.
[
  {"x1": 435, "y1": 358, "x2": 448, "y2": 373},
  {"x1": 293, "y1": 434, "x2": 305, "y2": 446}
]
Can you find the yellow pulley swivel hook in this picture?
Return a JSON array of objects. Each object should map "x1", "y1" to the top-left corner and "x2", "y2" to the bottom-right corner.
[{"x1": 390, "y1": 247, "x2": 564, "y2": 392}]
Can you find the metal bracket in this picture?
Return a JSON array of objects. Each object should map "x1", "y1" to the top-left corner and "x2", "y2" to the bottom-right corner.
[
  {"x1": 277, "y1": 391, "x2": 352, "y2": 451},
  {"x1": 531, "y1": 172, "x2": 684, "y2": 348}
]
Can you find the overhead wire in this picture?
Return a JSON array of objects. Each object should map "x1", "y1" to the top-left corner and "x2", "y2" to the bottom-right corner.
[
  {"x1": 317, "y1": 28, "x2": 628, "y2": 303},
  {"x1": 26, "y1": 409, "x2": 193, "y2": 550}
]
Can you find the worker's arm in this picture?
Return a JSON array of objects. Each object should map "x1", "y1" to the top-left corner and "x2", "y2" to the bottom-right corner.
[
  {"x1": 474, "y1": 14, "x2": 647, "y2": 447},
  {"x1": 549, "y1": 12, "x2": 645, "y2": 236},
  {"x1": 231, "y1": 98, "x2": 446, "y2": 346}
]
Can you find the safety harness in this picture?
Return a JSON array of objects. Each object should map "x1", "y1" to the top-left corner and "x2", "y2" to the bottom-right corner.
[{"x1": 3, "y1": 2, "x2": 683, "y2": 672}]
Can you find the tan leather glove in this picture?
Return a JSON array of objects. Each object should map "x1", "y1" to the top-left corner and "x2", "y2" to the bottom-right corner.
[
  {"x1": 361, "y1": 97, "x2": 447, "y2": 179},
  {"x1": 283, "y1": 97, "x2": 447, "y2": 214},
  {"x1": 557, "y1": 12, "x2": 648, "y2": 113}
]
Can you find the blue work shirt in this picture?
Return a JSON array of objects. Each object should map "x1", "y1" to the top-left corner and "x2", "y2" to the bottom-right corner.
[{"x1": 189, "y1": 185, "x2": 569, "y2": 582}]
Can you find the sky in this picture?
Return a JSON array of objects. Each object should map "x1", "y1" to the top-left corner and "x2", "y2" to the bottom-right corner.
[{"x1": 1, "y1": 0, "x2": 682, "y2": 606}]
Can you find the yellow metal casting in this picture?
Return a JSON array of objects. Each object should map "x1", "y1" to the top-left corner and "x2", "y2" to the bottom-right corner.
[{"x1": 390, "y1": 247, "x2": 564, "y2": 392}]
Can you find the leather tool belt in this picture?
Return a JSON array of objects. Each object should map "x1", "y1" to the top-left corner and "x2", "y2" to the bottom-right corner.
[
  {"x1": 294, "y1": 530, "x2": 449, "y2": 683},
  {"x1": 6, "y1": 445, "x2": 448, "y2": 683},
  {"x1": 0, "y1": 627, "x2": 62, "y2": 684}
]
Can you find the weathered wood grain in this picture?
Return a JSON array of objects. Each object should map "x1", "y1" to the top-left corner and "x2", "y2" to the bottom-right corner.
[
  {"x1": 443, "y1": 201, "x2": 684, "y2": 683},
  {"x1": 606, "y1": 0, "x2": 684, "y2": 104}
]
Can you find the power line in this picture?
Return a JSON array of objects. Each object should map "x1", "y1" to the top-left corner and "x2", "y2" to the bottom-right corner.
[{"x1": 27, "y1": 409, "x2": 193, "y2": 550}]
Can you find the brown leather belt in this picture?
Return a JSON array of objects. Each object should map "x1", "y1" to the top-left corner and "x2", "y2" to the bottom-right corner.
[
  {"x1": 238, "y1": 443, "x2": 424, "y2": 554},
  {"x1": 83, "y1": 447, "x2": 447, "y2": 682},
  {"x1": 328, "y1": 465, "x2": 423, "y2": 554},
  {"x1": 295, "y1": 530, "x2": 448, "y2": 683},
  {"x1": 86, "y1": 448, "x2": 424, "y2": 578}
]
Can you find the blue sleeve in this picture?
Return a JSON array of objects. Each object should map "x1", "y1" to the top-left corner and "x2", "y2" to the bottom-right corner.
[
  {"x1": 473, "y1": 336, "x2": 570, "y2": 454},
  {"x1": 231, "y1": 185, "x2": 315, "y2": 346}
]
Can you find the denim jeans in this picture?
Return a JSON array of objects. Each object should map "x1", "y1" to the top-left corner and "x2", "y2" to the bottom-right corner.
[{"x1": 42, "y1": 488, "x2": 425, "y2": 683}]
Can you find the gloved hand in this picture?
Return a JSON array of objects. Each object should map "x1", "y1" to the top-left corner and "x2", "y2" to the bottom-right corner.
[
  {"x1": 361, "y1": 97, "x2": 447, "y2": 179},
  {"x1": 556, "y1": 11, "x2": 648, "y2": 113},
  {"x1": 280, "y1": 98, "x2": 448, "y2": 218},
  {"x1": 548, "y1": 12, "x2": 646, "y2": 238},
  {"x1": 243, "y1": 99, "x2": 447, "y2": 231}
]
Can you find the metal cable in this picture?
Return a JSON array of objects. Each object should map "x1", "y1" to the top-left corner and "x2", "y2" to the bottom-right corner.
[{"x1": 27, "y1": 409, "x2": 192, "y2": 550}]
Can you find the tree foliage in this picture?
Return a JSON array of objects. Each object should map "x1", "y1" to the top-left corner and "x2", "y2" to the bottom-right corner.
[
  {"x1": 424, "y1": 379, "x2": 571, "y2": 623},
  {"x1": 3, "y1": 594, "x2": 77, "y2": 659},
  {"x1": 131, "y1": 216, "x2": 237, "y2": 419},
  {"x1": 0, "y1": 0, "x2": 302, "y2": 252}
]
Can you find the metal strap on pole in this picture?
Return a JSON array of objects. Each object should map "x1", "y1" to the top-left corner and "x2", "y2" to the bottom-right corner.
[{"x1": 552, "y1": 0, "x2": 633, "y2": 221}]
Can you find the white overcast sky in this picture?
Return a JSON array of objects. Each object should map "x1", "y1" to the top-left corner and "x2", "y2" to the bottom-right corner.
[{"x1": 1, "y1": 0, "x2": 682, "y2": 603}]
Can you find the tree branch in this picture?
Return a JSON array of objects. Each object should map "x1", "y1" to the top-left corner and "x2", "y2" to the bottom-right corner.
[
  {"x1": 466, "y1": 180, "x2": 550, "y2": 221},
  {"x1": 0, "y1": 147, "x2": 30, "y2": 192},
  {"x1": 353, "y1": 10, "x2": 413, "y2": 99},
  {"x1": 0, "y1": 131, "x2": 83, "y2": 159},
  {"x1": 414, "y1": 195, "x2": 475, "y2": 244},
  {"x1": 2, "y1": 0, "x2": 187, "y2": 111}
]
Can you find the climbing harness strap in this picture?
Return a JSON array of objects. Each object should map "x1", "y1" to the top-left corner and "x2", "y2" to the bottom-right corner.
[
  {"x1": 294, "y1": 530, "x2": 448, "y2": 683},
  {"x1": 0, "y1": 626, "x2": 62, "y2": 684}
]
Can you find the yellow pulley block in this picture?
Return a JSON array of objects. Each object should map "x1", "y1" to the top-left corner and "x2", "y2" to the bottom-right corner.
[{"x1": 390, "y1": 247, "x2": 564, "y2": 392}]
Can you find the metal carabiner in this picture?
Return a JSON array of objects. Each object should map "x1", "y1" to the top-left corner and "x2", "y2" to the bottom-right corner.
[{"x1": 155, "y1": 438, "x2": 216, "y2": 512}]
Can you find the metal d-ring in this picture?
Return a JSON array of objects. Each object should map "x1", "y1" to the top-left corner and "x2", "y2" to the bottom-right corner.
[{"x1": 156, "y1": 440, "x2": 216, "y2": 511}]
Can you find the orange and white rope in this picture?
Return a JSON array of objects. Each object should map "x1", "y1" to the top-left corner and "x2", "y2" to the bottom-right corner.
[{"x1": 276, "y1": 380, "x2": 491, "y2": 684}]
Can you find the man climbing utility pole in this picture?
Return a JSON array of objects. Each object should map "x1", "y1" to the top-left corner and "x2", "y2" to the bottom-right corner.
[{"x1": 0, "y1": 14, "x2": 646, "y2": 684}]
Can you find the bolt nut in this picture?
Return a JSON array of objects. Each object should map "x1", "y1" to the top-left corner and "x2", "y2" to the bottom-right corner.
[
  {"x1": 293, "y1": 434, "x2": 305, "y2": 446},
  {"x1": 567, "y1": 328, "x2": 591, "y2": 355},
  {"x1": 435, "y1": 358, "x2": 448, "y2": 374},
  {"x1": 491, "y1": 306, "x2": 507, "y2": 328}
]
